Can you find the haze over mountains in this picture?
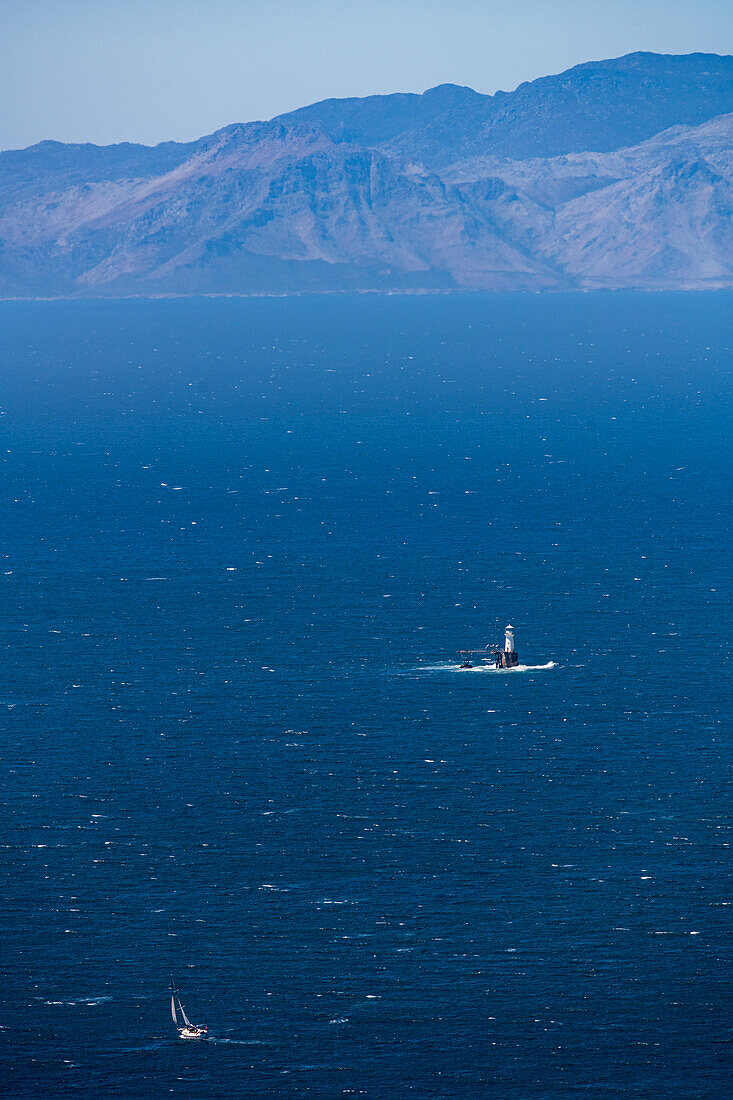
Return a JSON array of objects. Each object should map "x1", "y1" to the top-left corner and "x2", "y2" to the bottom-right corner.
[{"x1": 2, "y1": 52, "x2": 732, "y2": 296}]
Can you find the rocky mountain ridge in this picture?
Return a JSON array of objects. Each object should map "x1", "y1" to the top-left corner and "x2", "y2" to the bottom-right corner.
[{"x1": 1, "y1": 52, "x2": 732, "y2": 296}]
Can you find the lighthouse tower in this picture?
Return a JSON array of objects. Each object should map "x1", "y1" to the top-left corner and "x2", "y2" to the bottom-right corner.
[{"x1": 494, "y1": 624, "x2": 519, "y2": 668}]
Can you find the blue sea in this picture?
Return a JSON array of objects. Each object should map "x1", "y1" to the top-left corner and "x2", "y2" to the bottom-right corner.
[{"x1": 1, "y1": 292, "x2": 731, "y2": 1098}]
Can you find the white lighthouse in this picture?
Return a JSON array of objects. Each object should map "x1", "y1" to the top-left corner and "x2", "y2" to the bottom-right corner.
[{"x1": 492, "y1": 624, "x2": 519, "y2": 667}]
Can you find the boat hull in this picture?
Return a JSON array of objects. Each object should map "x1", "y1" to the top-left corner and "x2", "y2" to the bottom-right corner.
[{"x1": 179, "y1": 1027, "x2": 208, "y2": 1040}]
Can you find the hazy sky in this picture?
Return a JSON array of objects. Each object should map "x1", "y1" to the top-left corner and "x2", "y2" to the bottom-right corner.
[{"x1": 2, "y1": 0, "x2": 732, "y2": 151}]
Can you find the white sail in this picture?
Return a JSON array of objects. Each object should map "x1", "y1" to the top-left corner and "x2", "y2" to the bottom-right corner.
[
  {"x1": 178, "y1": 999, "x2": 193, "y2": 1028},
  {"x1": 171, "y1": 995, "x2": 178, "y2": 1024}
]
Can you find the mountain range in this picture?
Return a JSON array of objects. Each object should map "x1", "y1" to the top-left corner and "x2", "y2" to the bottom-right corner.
[{"x1": 1, "y1": 51, "x2": 732, "y2": 297}]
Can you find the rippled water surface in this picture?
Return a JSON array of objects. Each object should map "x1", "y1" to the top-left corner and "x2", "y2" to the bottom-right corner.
[{"x1": 1, "y1": 293, "x2": 731, "y2": 1097}]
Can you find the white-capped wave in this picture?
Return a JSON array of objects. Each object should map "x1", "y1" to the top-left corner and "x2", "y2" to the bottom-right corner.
[
  {"x1": 416, "y1": 661, "x2": 557, "y2": 674},
  {"x1": 211, "y1": 1037, "x2": 266, "y2": 1045},
  {"x1": 42, "y1": 996, "x2": 112, "y2": 1006}
]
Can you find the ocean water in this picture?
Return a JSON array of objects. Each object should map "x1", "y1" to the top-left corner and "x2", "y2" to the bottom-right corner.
[{"x1": 0, "y1": 292, "x2": 730, "y2": 1098}]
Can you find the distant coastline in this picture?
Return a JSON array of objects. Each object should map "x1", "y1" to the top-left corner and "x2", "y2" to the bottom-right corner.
[
  {"x1": 1, "y1": 52, "x2": 732, "y2": 299},
  {"x1": 3, "y1": 286, "x2": 733, "y2": 305}
]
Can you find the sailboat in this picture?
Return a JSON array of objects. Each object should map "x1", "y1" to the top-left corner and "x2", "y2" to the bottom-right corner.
[{"x1": 170, "y1": 976, "x2": 208, "y2": 1040}]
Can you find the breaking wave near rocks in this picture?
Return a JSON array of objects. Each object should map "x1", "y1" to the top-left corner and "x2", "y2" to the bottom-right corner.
[{"x1": 416, "y1": 661, "x2": 558, "y2": 674}]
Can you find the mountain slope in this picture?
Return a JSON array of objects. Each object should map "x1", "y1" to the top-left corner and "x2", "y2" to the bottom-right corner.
[
  {"x1": 545, "y1": 150, "x2": 733, "y2": 288},
  {"x1": 275, "y1": 83, "x2": 487, "y2": 147},
  {"x1": 278, "y1": 52, "x2": 733, "y2": 164},
  {"x1": 422, "y1": 51, "x2": 733, "y2": 163},
  {"x1": 0, "y1": 126, "x2": 563, "y2": 296},
  {"x1": 1, "y1": 53, "x2": 732, "y2": 296},
  {"x1": 439, "y1": 112, "x2": 733, "y2": 286}
]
